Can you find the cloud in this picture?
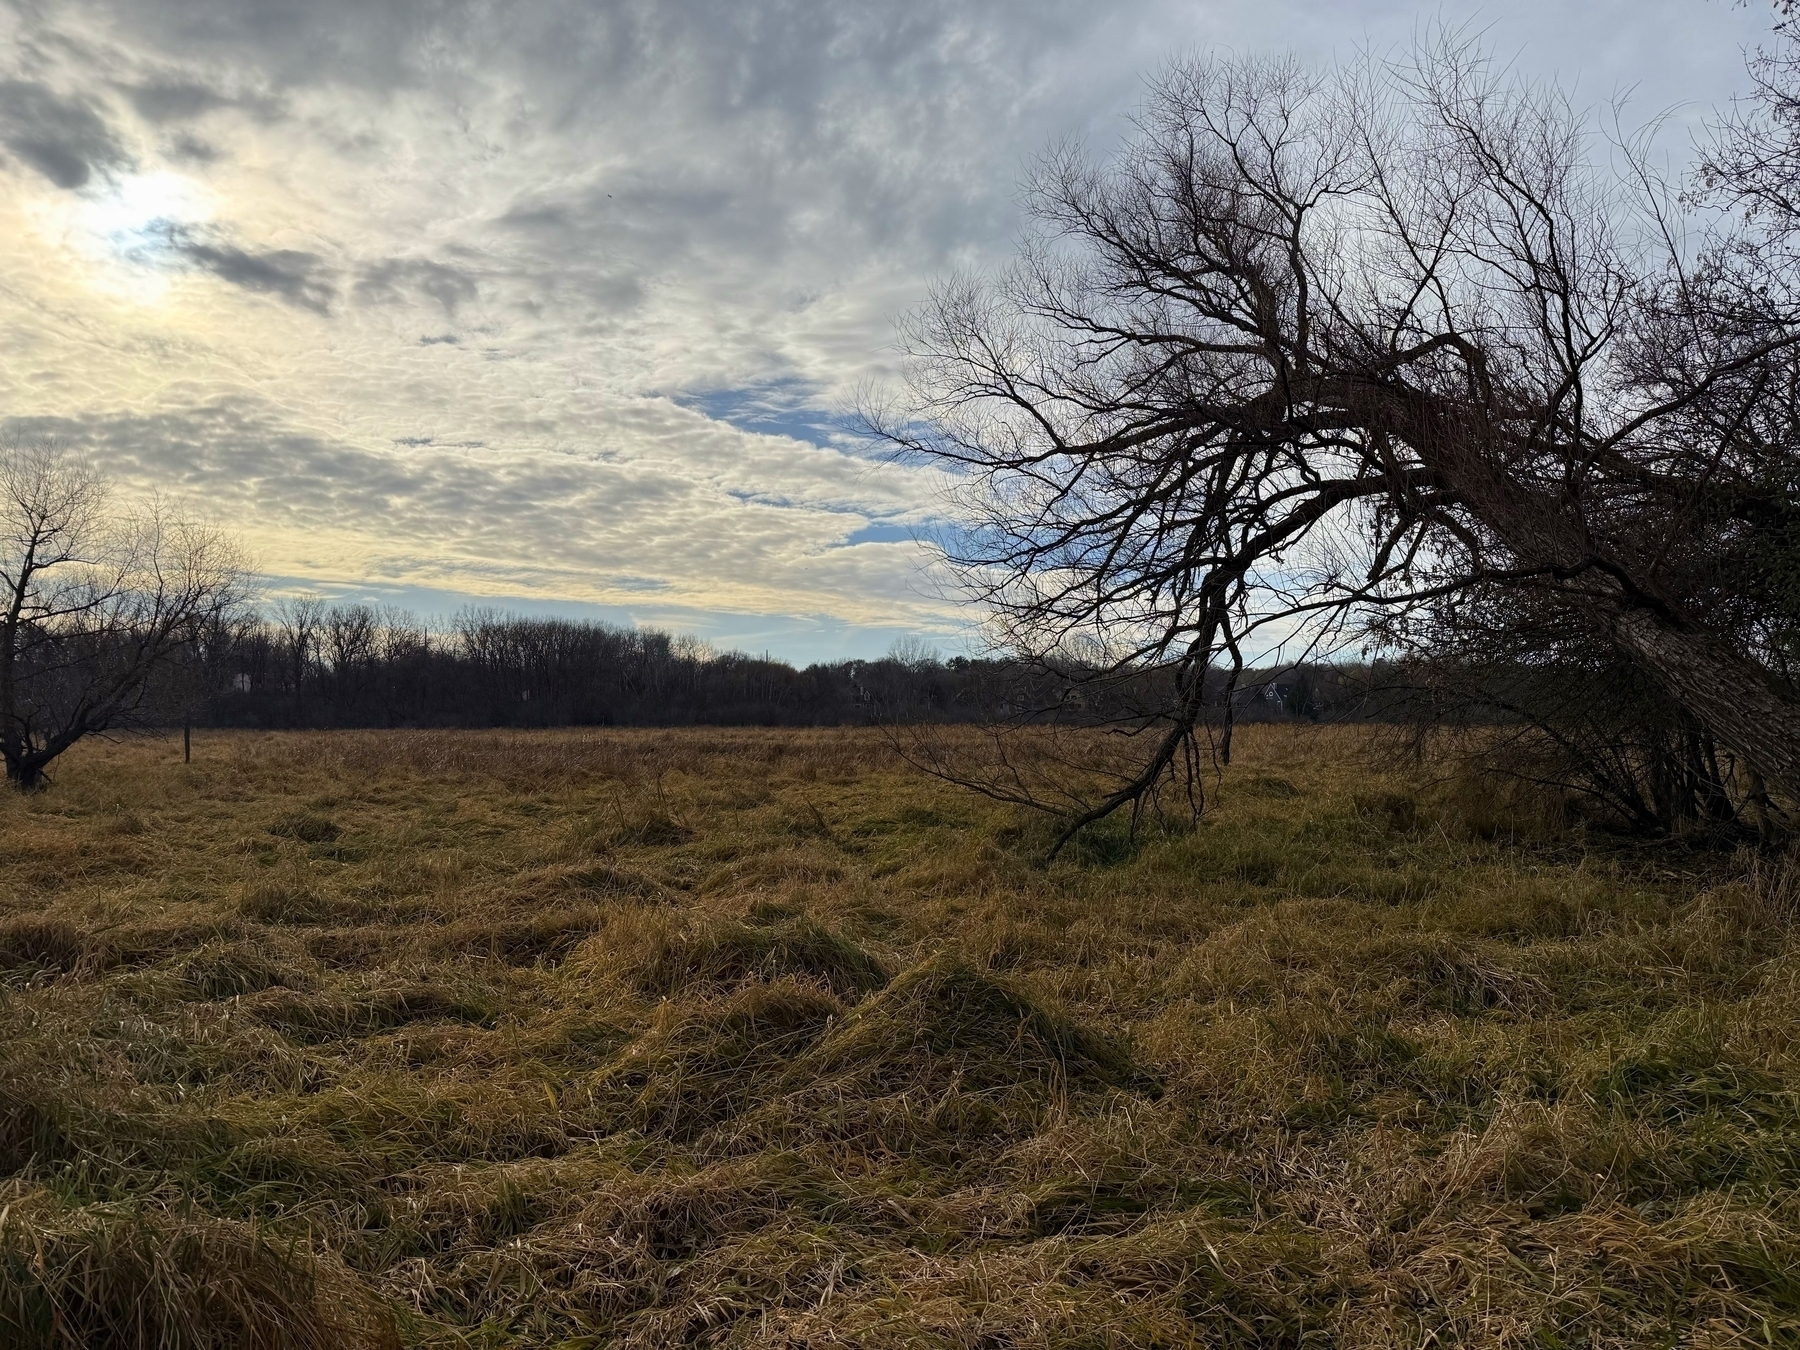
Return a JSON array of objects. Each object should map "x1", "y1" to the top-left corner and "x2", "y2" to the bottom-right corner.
[
  {"x1": 121, "y1": 72, "x2": 284, "y2": 127},
  {"x1": 162, "y1": 130, "x2": 220, "y2": 163},
  {"x1": 0, "y1": 0, "x2": 1780, "y2": 659},
  {"x1": 354, "y1": 258, "x2": 479, "y2": 315},
  {"x1": 0, "y1": 393, "x2": 950, "y2": 625},
  {"x1": 0, "y1": 79, "x2": 131, "y2": 188},
  {"x1": 124, "y1": 79, "x2": 233, "y2": 123},
  {"x1": 159, "y1": 226, "x2": 337, "y2": 312}
]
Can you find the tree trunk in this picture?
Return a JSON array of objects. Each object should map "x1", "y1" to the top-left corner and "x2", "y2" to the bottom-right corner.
[
  {"x1": 4, "y1": 755, "x2": 45, "y2": 791},
  {"x1": 1613, "y1": 608, "x2": 1800, "y2": 799}
]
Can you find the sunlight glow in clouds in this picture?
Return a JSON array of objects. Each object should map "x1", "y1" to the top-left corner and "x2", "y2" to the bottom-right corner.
[
  {"x1": 27, "y1": 170, "x2": 213, "y2": 304},
  {"x1": 92, "y1": 173, "x2": 212, "y2": 300},
  {"x1": 81, "y1": 170, "x2": 210, "y2": 248}
]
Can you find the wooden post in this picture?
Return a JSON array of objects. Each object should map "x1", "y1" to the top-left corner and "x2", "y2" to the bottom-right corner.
[{"x1": 183, "y1": 721, "x2": 191, "y2": 764}]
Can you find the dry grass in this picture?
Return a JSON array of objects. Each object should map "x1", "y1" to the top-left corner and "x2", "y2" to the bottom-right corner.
[{"x1": 0, "y1": 724, "x2": 1797, "y2": 1347}]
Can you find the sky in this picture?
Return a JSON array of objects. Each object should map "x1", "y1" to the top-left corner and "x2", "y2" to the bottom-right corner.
[{"x1": 0, "y1": 0, "x2": 1780, "y2": 663}]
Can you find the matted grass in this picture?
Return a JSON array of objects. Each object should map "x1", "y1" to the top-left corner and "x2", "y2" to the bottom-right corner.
[{"x1": 1, "y1": 725, "x2": 1797, "y2": 1347}]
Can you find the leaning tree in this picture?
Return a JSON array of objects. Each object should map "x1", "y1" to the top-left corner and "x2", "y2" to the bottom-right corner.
[
  {"x1": 0, "y1": 439, "x2": 246, "y2": 789},
  {"x1": 871, "y1": 37, "x2": 1800, "y2": 846}
]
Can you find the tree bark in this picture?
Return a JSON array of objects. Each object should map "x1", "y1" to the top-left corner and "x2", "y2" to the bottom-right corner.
[{"x1": 1612, "y1": 607, "x2": 1800, "y2": 798}]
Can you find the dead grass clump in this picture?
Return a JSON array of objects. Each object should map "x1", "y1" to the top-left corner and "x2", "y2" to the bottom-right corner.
[
  {"x1": 101, "y1": 809, "x2": 149, "y2": 836},
  {"x1": 302, "y1": 926, "x2": 410, "y2": 968},
  {"x1": 0, "y1": 1187, "x2": 393, "y2": 1350},
  {"x1": 1357, "y1": 1109, "x2": 1800, "y2": 1338},
  {"x1": 361, "y1": 1163, "x2": 566, "y2": 1273},
  {"x1": 1170, "y1": 905, "x2": 1334, "y2": 1005},
  {"x1": 1268, "y1": 1007, "x2": 1424, "y2": 1117},
  {"x1": 195, "y1": 1132, "x2": 380, "y2": 1216},
  {"x1": 595, "y1": 980, "x2": 844, "y2": 1141},
  {"x1": 595, "y1": 908, "x2": 890, "y2": 1000},
  {"x1": 1172, "y1": 907, "x2": 1564, "y2": 1025},
  {"x1": 771, "y1": 1213, "x2": 1315, "y2": 1348},
  {"x1": 609, "y1": 1220, "x2": 866, "y2": 1347},
  {"x1": 268, "y1": 810, "x2": 341, "y2": 844},
  {"x1": 243, "y1": 984, "x2": 498, "y2": 1043},
  {"x1": 554, "y1": 796, "x2": 697, "y2": 854},
  {"x1": 403, "y1": 1158, "x2": 863, "y2": 1342},
  {"x1": 102, "y1": 918, "x2": 253, "y2": 968},
  {"x1": 0, "y1": 1094, "x2": 71, "y2": 1175},
  {"x1": 737, "y1": 957, "x2": 1152, "y2": 1158},
  {"x1": 1353, "y1": 788, "x2": 1423, "y2": 833},
  {"x1": 239, "y1": 882, "x2": 362, "y2": 926},
  {"x1": 1237, "y1": 773, "x2": 1302, "y2": 799},
  {"x1": 180, "y1": 942, "x2": 310, "y2": 1000},
  {"x1": 575, "y1": 1160, "x2": 826, "y2": 1261},
  {"x1": 435, "y1": 908, "x2": 602, "y2": 964},
  {"x1": 804, "y1": 956, "x2": 1140, "y2": 1093},
  {"x1": 1432, "y1": 755, "x2": 1584, "y2": 840},
  {"x1": 962, "y1": 911, "x2": 1078, "y2": 972},
  {"x1": 1367, "y1": 932, "x2": 1552, "y2": 1017},
  {"x1": 522, "y1": 1013, "x2": 632, "y2": 1067},
  {"x1": 607, "y1": 810, "x2": 692, "y2": 848},
  {"x1": 1588, "y1": 1036, "x2": 1800, "y2": 1204},
  {"x1": 510, "y1": 861, "x2": 665, "y2": 902},
  {"x1": 0, "y1": 913, "x2": 87, "y2": 973},
  {"x1": 1694, "y1": 850, "x2": 1800, "y2": 936}
]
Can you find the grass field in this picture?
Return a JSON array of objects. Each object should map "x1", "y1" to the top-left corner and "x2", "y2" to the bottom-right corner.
[{"x1": 1, "y1": 725, "x2": 1798, "y2": 1348}]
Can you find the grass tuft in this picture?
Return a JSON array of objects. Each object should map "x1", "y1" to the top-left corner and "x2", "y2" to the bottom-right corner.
[
  {"x1": 0, "y1": 1187, "x2": 395, "y2": 1350},
  {"x1": 180, "y1": 941, "x2": 309, "y2": 1000},
  {"x1": 243, "y1": 983, "x2": 499, "y2": 1043},
  {"x1": 0, "y1": 914, "x2": 87, "y2": 973},
  {"x1": 238, "y1": 882, "x2": 350, "y2": 926},
  {"x1": 594, "y1": 908, "x2": 890, "y2": 1000},
  {"x1": 596, "y1": 979, "x2": 845, "y2": 1141},
  {"x1": 268, "y1": 810, "x2": 341, "y2": 844}
]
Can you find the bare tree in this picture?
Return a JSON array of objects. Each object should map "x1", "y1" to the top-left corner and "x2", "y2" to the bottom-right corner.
[
  {"x1": 323, "y1": 602, "x2": 378, "y2": 713},
  {"x1": 274, "y1": 595, "x2": 325, "y2": 721},
  {"x1": 870, "y1": 36, "x2": 1800, "y2": 848},
  {"x1": 0, "y1": 439, "x2": 247, "y2": 789}
]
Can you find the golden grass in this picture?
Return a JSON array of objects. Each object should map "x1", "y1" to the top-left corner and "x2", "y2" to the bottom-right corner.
[{"x1": 1, "y1": 724, "x2": 1797, "y2": 1346}]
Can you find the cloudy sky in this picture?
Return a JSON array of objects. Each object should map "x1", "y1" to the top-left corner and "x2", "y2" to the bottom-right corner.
[{"x1": 0, "y1": 0, "x2": 1778, "y2": 661}]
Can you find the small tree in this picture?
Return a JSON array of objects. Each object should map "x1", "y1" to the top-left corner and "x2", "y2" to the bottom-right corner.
[{"x1": 0, "y1": 439, "x2": 246, "y2": 789}]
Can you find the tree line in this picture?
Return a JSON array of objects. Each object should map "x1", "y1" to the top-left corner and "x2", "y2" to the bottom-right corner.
[
  {"x1": 190, "y1": 602, "x2": 982, "y2": 729},
  {"x1": 184, "y1": 600, "x2": 1376, "y2": 731}
]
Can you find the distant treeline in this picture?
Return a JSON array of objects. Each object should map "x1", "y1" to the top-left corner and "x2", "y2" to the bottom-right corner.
[{"x1": 176, "y1": 602, "x2": 1387, "y2": 730}]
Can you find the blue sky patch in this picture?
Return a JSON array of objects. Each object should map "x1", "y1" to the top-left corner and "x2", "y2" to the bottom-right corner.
[
  {"x1": 680, "y1": 380, "x2": 841, "y2": 447},
  {"x1": 842, "y1": 520, "x2": 916, "y2": 546}
]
